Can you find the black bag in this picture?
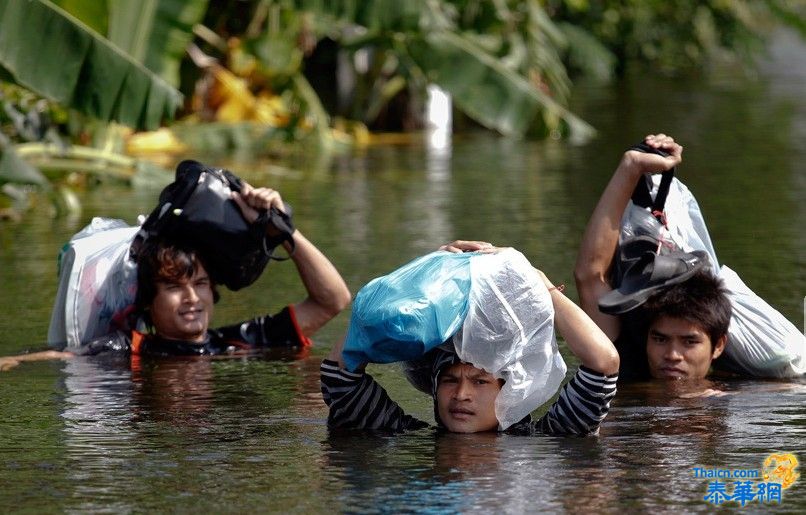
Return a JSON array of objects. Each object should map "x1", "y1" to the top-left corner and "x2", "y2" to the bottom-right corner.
[
  {"x1": 131, "y1": 160, "x2": 295, "y2": 290},
  {"x1": 611, "y1": 142, "x2": 675, "y2": 287}
]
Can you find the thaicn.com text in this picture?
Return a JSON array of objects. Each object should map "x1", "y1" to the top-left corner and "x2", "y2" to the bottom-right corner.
[{"x1": 692, "y1": 468, "x2": 760, "y2": 480}]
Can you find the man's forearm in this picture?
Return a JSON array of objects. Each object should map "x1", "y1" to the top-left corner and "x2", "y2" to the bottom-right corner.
[
  {"x1": 0, "y1": 350, "x2": 74, "y2": 372},
  {"x1": 287, "y1": 230, "x2": 351, "y2": 336},
  {"x1": 550, "y1": 288, "x2": 620, "y2": 376},
  {"x1": 536, "y1": 270, "x2": 619, "y2": 375},
  {"x1": 573, "y1": 156, "x2": 644, "y2": 340},
  {"x1": 575, "y1": 155, "x2": 643, "y2": 286}
]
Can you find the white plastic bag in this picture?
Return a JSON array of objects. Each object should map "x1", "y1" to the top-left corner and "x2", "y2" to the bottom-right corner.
[
  {"x1": 621, "y1": 175, "x2": 805, "y2": 377},
  {"x1": 452, "y1": 248, "x2": 567, "y2": 429},
  {"x1": 620, "y1": 174, "x2": 719, "y2": 268},
  {"x1": 48, "y1": 218, "x2": 139, "y2": 348},
  {"x1": 718, "y1": 266, "x2": 806, "y2": 377}
]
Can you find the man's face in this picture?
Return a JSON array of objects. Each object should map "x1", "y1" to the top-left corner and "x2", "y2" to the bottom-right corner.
[
  {"x1": 149, "y1": 264, "x2": 214, "y2": 342},
  {"x1": 646, "y1": 316, "x2": 725, "y2": 379},
  {"x1": 436, "y1": 362, "x2": 502, "y2": 433}
]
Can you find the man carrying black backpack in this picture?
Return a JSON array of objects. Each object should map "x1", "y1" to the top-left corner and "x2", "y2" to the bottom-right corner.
[{"x1": 0, "y1": 174, "x2": 351, "y2": 368}]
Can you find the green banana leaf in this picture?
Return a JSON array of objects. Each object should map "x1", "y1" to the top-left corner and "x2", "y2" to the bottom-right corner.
[
  {"x1": 297, "y1": 0, "x2": 423, "y2": 32},
  {"x1": 110, "y1": 0, "x2": 209, "y2": 87},
  {"x1": 52, "y1": 0, "x2": 108, "y2": 33},
  {"x1": 0, "y1": 0, "x2": 182, "y2": 130},
  {"x1": 51, "y1": 0, "x2": 208, "y2": 87},
  {"x1": 297, "y1": 0, "x2": 593, "y2": 139},
  {"x1": 108, "y1": 0, "x2": 158, "y2": 63},
  {"x1": 408, "y1": 31, "x2": 594, "y2": 140}
]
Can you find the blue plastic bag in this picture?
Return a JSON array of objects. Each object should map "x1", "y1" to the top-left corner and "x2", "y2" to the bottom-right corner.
[{"x1": 342, "y1": 251, "x2": 473, "y2": 371}]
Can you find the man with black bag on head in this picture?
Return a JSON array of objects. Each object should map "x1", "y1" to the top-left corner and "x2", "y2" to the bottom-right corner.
[{"x1": 0, "y1": 165, "x2": 351, "y2": 369}]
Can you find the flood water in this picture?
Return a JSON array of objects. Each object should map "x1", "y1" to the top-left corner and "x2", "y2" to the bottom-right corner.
[{"x1": 1, "y1": 31, "x2": 805, "y2": 512}]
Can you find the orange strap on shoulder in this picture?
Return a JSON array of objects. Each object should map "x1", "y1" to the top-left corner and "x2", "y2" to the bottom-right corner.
[
  {"x1": 288, "y1": 305, "x2": 313, "y2": 347},
  {"x1": 129, "y1": 330, "x2": 146, "y2": 379},
  {"x1": 131, "y1": 330, "x2": 145, "y2": 355}
]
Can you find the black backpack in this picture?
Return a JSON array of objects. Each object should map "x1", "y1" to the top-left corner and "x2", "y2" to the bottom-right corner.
[{"x1": 131, "y1": 160, "x2": 295, "y2": 290}]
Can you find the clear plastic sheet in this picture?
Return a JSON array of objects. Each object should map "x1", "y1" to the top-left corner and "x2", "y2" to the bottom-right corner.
[
  {"x1": 452, "y1": 249, "x2": 566, "y2": 429},
  {"x1": 48, "y1": 218, "x2": 139, "y2": 348}
]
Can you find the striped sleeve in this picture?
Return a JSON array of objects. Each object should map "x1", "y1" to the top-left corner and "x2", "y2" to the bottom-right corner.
[
  {"x1": 320, "y1": 359, "x2": 429, "y2": 432},
  {"x1": 531, "y1": 366, "x2": 618, "y2": 436}
]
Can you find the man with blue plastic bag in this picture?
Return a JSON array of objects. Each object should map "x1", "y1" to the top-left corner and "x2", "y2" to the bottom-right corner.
[
  {"x1": 574, "y1": 133, "x2": 805, "y2": 381},
  {"x1": 321, "y1": 241, "x2": 619, "y2": 434}
]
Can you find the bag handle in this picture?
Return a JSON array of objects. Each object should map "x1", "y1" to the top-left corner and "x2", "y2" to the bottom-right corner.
[
  {"x1": 256, "y1": 207, "x2": 296, "y2": 260},
  {"x1": 222, "y1": 169, "x2": 296, "y2": 260},
  {"x1": 627, "y1": 142, "x2": 674, "y2": 224}
]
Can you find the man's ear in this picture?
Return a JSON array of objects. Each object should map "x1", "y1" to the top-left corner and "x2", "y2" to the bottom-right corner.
[{"x1": 711, "y1": 335, "x2": 727, "y2": 360}]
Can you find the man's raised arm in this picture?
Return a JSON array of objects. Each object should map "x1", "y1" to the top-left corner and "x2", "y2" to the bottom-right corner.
[
  {"x1": 574, "y1": 134, "x2": 683, "y2": 340},
  {"x1": 232, "y1": 183, "x2": 351, "y2": 338}
]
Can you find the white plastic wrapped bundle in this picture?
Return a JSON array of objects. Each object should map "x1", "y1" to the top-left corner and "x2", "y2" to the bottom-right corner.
[
  {"x1": 718, "y1": 266, "x2": 806, "y2": 377},
  {"x1": 452, "y1": 248, "x2": 567, "y2": 430},
  {"x1": 620, "y1": 174, "x2": 719, "y2": 268},
  {"x1": 48, "y1": 218, "x2": 139, "y2": 348},
  {"x1": 621, "y1": 175, "x2": 805, "y2": 377}
]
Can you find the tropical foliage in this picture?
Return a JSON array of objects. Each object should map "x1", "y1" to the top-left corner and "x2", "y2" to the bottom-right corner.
[
  {"x1": 285, "y1": 0, "x2": 595, "y2": 138},
  {"x1": 1, "y1": 0, "x2": 804, "y2": 220},
  {"x1": 546, "y1": 0, "x2": 806, "y2": 76},
  {"x1": 0, "y1": 0, "x2": 209, "y2": 218},
  {"x1": 0, "y1": 0, "x2": 184, "y2": 130},
  {"x1": 186, "y1": 0, "x2": 595, "y2": 141}
]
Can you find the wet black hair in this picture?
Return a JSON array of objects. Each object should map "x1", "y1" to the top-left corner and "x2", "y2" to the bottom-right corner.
[
  {"x1": 134, "y1": 239, "x2": 221, "y2": 320},
  {"x1": 641, "y1": 269, "x2": 731, "y2": 348}
]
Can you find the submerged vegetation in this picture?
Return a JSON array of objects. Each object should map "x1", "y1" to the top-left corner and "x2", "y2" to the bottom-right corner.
[{"x1": 0, "y1": 0, "x2": 804, "y2": 219}]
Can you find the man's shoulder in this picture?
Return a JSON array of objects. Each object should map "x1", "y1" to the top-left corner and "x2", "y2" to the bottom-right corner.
[{"x1": 614, "y1": 311, "x2": 651, "y2": 381}]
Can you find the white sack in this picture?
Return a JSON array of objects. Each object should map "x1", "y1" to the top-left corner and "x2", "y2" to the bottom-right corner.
[
  {"x1": 719, "y1": 265, "x2": 806, "y2": 377},
  {"x1": 621, "y1": 175, "x2": 805, "y2": 377},
  {"x1": 48, "y1": 218, "x2": 139, "y2": 348}
]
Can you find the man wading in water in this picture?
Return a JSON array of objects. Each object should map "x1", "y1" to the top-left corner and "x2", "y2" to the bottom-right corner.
[
  {"x1": 0, "y1": 182, "x2": 351, "y2": 369},
  {"x1": 321, "y1": 241, "x2": 620, "y2": 435},
  {"x1": 574, "y1": 133, "x2": 804, "y2": 383}
]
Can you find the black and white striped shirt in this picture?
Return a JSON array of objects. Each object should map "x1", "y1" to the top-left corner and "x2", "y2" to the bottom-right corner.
[{"x1": 321, "y1": 359, "x2": 617, "y2": 435}]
